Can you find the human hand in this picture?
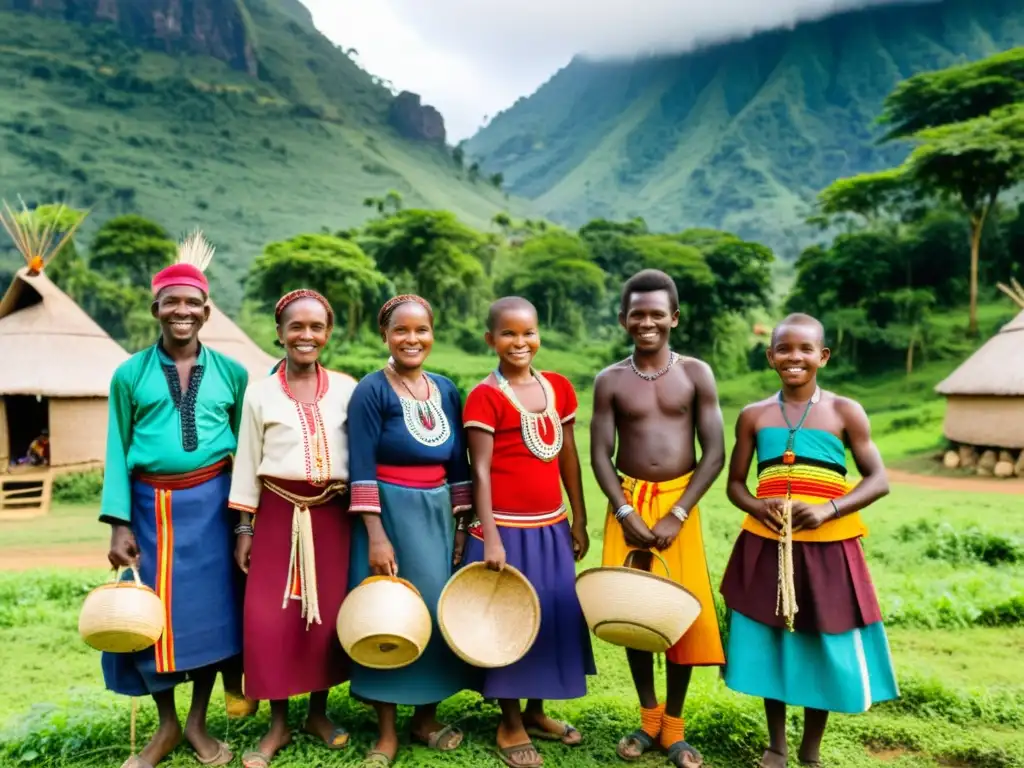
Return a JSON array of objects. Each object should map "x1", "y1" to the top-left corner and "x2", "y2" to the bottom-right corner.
[
  {"x1": 751, "y1": 497, "x2": 786, "y2": 534},
  {"x1": 483, "y1": 533, "x2": 506, "y2": 571},
  {"x1": 368, "y1": 534, "x2": 398, "y2": 576},
  {"x1": 452, "y1": 529, "x2": 467, "y2": 567},
  {"x1": 650, "y1": 514, "x2": 683, "y2": 551},
  {"x1": 620, "y1": 513, "x2": 657, "y2": 549},
  {"x1": 234, "y1": 533, "x2": 252, "y2": 574},
  {"x1": 108, "y1": 524, "x2": 139, "y2": 568},
  {"x1": 571, "y1": 521, "x2": 590, "y2": 561},
  {"x1": 792, "y1": 501, "x2": 831, "y2": 532}
]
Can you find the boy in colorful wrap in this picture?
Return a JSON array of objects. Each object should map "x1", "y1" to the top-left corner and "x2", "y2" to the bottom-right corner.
[
  {"x1": 720, "y1": 313, "x2": 898, "y2": 767},
  {"x1": 591, "y1": 269, "x2": 726, "y2": 768},
  {"x1": 100, "y1": 233, "x2": 249, "y2": 768}
]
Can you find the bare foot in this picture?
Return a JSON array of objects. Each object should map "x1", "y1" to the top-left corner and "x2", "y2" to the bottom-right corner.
[
  {"x1": 255, "y1": 720, "x2": 292, "y2": 762},
  {"x1": 761, "y1": 748, "x2": 788, "y2": 768},
  {"x1": 522, "y1": 712, "x2": 581, "y2": 745},
  {"x1": 138, "y1": 719, "x2": 182, "y2": 767},
  {"x1": 302, "y1": 712, "x2": 349, "y2": 749}
]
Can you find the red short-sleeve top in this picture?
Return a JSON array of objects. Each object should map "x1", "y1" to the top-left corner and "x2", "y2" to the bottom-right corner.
[{"x1": 464, "y1": 371, "x2": 578, "y2": 524}]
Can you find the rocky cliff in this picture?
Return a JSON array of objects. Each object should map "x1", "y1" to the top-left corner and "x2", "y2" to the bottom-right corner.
[
  {"x1": 389, "y1": 91, "x2": 446, "y2": 143},
  {"x1": 3, "y1": 0, "x2": 257, "y2": 75}
]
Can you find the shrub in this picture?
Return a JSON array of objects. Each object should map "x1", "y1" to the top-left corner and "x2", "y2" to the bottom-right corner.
[{"x1": 52, "y1": 471, "x2": 103, "y2": 505}]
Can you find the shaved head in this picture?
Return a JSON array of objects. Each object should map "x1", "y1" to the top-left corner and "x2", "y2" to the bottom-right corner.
[
  {"x1": 487, "y1": 296, "x2": 538, "y2": 331},
  {"x1": 771, "y1": 313, "x2": 825, "y2": 347}
]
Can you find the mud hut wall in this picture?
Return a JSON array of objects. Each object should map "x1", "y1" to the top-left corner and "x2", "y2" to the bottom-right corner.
[
  {"x1": 942, "y1": 395, "x2": 1024, "y2": 450},
  {"x1": 49, "y1": 397, "x2": 108, "y2": 467}
]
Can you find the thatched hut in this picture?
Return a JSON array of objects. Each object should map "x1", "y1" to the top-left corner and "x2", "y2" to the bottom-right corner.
[
  {"x1": 201, "y1": 302, "x2": 278, "y2": 380},
  {"x1": 0, "y1": 268, "x2": 130, "y2": 513},
  {"x1": 935, "y1": 309, "x2": 1024, "y2": 451}
]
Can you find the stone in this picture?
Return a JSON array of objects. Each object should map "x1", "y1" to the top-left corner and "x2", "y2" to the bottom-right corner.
[
  {"x1": 389, "y1": 91, "x2": 446, "y2": 143},
  {"x1": 994, "y1": 461, "x2": 1014, "y2": 478},
  {"x1": 978, "y1": 449, "x2": 998, "y2": 471},
  {"x1": 943, "y1": 450, "x2": 961, "y2": 469},
  {"x1": 977, "y1": 464, "x2": 993, "y2": 476},
  {"x1": 999, "y1": 450, "x2": 1015, "y2": 464},
  {"x1": 1015, "y1": 452, "x2": 1024, "y2": 478},
  {"x1": 959, "y1": 445, "x2": 977, "y2": 468}
]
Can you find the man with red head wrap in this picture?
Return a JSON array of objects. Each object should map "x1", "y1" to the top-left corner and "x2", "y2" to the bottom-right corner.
[{"x1": 100, "y1": 233, "x2": 249, "y2": 768}]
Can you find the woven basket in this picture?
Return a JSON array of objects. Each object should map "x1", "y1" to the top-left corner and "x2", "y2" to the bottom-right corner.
[
  {"x1": 78, "y1": 565, "x2": 165, "y2": 653},
  {"x1": 336, "y1": 575, "x2": 432, "y2": 670},
  {"x1": 575, "y1": 551, "x2": 701, "y2": 653},
  {"x1": 438, "y1": 562, "x2": 541, "y2": 669}
]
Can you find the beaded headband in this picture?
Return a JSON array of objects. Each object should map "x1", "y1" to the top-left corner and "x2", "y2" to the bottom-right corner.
[
  {"x1": 377, "y1": 294, "x2": 434, "y2": 330},
  {"x1": 275, "y1": 289, "x2": 334, "y2": 327}
]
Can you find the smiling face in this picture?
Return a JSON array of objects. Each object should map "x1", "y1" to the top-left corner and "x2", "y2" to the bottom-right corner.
[
  {"x1": 384, "y1": 301, "x2": 434, "y2": 369},
  {"x1": 620, "y1": 289, "x2": 680, "y2": 353},
  {"x1": 487, "y1": 305, "x2": 540, "y2": 372},
  {"x1": 767, "y1": 322, "x2": 830, "y2": 387},
  {"x1": 152, "y1": 285, "x2": 209, "y2": 345},
  {"x1": 278, "y1": 297, "x2": 331, "y2": 368}
]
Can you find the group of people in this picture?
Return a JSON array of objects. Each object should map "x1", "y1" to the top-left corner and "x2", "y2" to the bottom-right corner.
[{"x1": 99, "y1": 251, "x2": 898, "y2": 768}]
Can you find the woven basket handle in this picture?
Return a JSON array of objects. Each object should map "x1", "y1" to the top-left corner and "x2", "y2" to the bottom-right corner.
[
  {"x1": 112, "y1": 564, "x2": 143, "y2": 587},
  {"x1": 623, "y1": 550, "x2": 672, "y2": 579}
]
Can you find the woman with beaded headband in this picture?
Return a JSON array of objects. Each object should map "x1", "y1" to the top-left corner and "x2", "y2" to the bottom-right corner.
[
  {"x1": 460, "y1": 297, "x2": 595, "y2": 768},
  {"x1": 228, "y1": 290, "x2": 359, "y2": 768},
  {"x1": 346, "y1": 294, "x2": 476, "y2": 766}
]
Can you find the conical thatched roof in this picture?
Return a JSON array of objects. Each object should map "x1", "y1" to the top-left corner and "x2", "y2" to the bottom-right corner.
[
  {"x1": 935, "y1": 310, "x2": 1024, "y2": 397},
  {"x1": 0, "y1": 267, "x2": 129, "y2": 397},
  {"x1": 201, "y1": 302, "x2": 277, "y2": 380}
]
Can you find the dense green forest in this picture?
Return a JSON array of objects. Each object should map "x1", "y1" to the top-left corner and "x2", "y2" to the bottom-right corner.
[{"x1": 464, "y1": 0, "x2": 1024, "y2": 256}]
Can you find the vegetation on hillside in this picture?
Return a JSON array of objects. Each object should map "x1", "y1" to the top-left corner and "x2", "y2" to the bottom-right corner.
[
  {"x1": 464, "y1": 0, "x2": 1024, "y2": 256},
  {"x1": 0, "y1": 2, "x2": 519, "y2": 311}
]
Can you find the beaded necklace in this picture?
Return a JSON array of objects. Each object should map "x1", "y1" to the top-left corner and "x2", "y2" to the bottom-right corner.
[
  {"x1": 777, "y1": 386, "x2": 820, "y2": 467},
  {"x1": 493, "y1": 367, "x2": 563, "y2": 462},
  {"x1": 628, "y1": 351, "x2": 679, "y2": 381},
  {"x1": 387, "y1": 362, "x2": 451, "y2": 448}
]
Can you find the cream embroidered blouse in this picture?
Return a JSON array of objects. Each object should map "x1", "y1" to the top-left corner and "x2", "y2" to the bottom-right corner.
[{"x1": 228, "y1": 365, "x2": 358, "y2": 513}]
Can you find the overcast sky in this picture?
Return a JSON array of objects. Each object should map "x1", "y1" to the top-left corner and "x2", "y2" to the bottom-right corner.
[{"x1": 302, "y1": 0, "x2": 932, "y2": 142}]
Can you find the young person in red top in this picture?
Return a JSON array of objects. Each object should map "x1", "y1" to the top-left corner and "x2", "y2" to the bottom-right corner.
[{"x1": 460, "y1": 296, "x2": 595, "y2": 768}]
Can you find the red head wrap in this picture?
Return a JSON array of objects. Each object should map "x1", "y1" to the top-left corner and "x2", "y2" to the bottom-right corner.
[
  {"x1": 151, "y1": 263, "x2": 209, "y2": 297},
  {"x1": 377, "y1": 294, "x2": 434, "y2": 330},
  {"x1": 275, "y1": 289, "x2": 334, "y2": 327}
]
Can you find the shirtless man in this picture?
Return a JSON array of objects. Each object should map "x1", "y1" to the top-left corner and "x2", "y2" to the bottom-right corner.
[{"x1": 591, "y1": 269, "x2": 727, "y2": 768}]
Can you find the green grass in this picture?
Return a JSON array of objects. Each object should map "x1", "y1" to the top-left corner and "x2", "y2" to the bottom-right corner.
[{"x1": 3, "y1": 356, "x2": 1024, "y2": 766}]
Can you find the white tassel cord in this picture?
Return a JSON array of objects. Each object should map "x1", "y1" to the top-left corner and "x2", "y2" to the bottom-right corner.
[{"x1": 776, "y1": 499, "x2": 799, "y2": 631}]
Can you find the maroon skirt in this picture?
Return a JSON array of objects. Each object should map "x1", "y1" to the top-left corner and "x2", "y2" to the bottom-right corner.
[
  {"x1": 719, "y1": 531, "x2": 882, "y2": 634},
  {"x1": 243, "y1": 478, "x2": 351, "y2": 700}
]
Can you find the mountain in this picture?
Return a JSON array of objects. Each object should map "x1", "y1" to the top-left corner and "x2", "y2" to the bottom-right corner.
[
  {"x1": 464, "y1": 0, "x2": 1024, "y2": 255},
  {"x1": 0, "y1": 0, "x2": 519, "y2": 311}
]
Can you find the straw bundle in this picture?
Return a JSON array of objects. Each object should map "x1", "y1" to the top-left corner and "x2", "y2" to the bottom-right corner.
[
  {"x1": 437, "y1": 562, "x2": 540, "y2": 669},
  {"x1": 997, "y1": 277, "x2": 1024, "y2": 309},
  {"x1": 78, "y1": 566, "x2": 164, "y2": 653},
  {"x1": 336, "y1": 575, "x2": 432, "y2": 669},
  {"x1": 575, "y1": 551, "x2": 701, "y2": 653},
  {"x1": 0, "y1": 198, "x2": 87, "y2": 276}
]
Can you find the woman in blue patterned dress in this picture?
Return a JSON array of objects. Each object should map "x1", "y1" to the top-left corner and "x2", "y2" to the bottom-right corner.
[{"x1": 347, "y1": 294, "x2": 476, "y2": 767}]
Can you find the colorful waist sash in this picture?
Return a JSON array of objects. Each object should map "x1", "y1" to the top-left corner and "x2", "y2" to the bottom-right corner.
[
  {"x1": 743, "y1": 457, "x2": 867, "y2": 542},
  {"x1": 134, "y1": 457, "x2": 231, "y2": 490}
]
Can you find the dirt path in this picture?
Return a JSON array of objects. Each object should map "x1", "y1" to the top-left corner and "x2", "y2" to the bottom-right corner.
[
  {"x1": 0, "y1": 543, "x2": 106, "y2": 571},
  {"x1": 887, "y1": 469, "x2": 1024, "y2": 495}
]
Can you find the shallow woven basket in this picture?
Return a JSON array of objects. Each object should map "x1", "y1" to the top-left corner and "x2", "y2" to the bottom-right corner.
[
  {"x1": 336, "y1": 575, "x2": 432, "y2": 670},
  {"x1": 575, "y1": 551, "x2": 701, "y2": 653},
  {"x1": 437, "y1": 562, "x2": 541, "y2": 669},
  {"x1": 78, "y1": 565, "x2": 165, "y2": 653}
]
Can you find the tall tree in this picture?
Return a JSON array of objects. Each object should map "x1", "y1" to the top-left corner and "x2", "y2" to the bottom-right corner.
[
  {"x1": 89, "y1": 214, "x2": 177, "y2": 286},
  {"x1": 904, "y1": 104, "x2": 1024, "y2": 334}
]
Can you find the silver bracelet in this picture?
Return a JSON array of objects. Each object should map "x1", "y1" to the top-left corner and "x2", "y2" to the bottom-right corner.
[
  {"x1": 234, "y1": 523, "x2": 254, "y2": 536},
  {"x1": 614, "y1": 504, "x2": 635, "y2": 521},
  {"x1": 670, "y1": 506, "x2": 689, "y2": 523}
]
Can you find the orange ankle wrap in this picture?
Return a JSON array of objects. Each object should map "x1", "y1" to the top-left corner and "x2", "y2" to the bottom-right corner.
[
  {"x1": 659, "y1": 713, "x2": 684, "y2": 749},
  {"x1": 641, "y1": 704, "x2": 665, "y2": 738}
]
